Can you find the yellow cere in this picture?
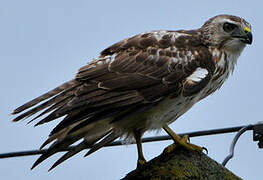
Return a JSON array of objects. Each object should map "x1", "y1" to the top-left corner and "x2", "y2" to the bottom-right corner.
[{"x1": 244, "y1": 27, "x2": 251, "y2": 33}]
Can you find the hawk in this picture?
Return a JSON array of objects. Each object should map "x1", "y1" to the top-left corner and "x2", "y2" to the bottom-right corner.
[{"x1": 12, "y1": 14, "x2": 252, "y2": 170}]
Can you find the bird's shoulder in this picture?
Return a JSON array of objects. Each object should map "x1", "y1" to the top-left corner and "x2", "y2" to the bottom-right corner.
[
  {"x1": 75, "y1": 31, "x2": 216, "y2": 100},
  {"x1": 100, "y1": 30, "x2": 203, "y2": 56},
  {"x1": 76, "y1": 30, "x2": 215, "y2": 84}
]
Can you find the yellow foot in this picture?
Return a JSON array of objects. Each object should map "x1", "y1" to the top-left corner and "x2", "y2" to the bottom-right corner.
[
  {"x1": 165, "y1": 143, "x2": 179, "y2": 153},
  {"x1": 163, "y1": 125, "x2": 207, "y2": 153},
  {"x1": 181, "y1": 135, "x2": 203, "y2": 151},
  {"x1": 165, "y1": 135, "x2": 207, "y2": 153},
  {"x1": 137, "y1": 159, "x2": 146, "y2": 168}
]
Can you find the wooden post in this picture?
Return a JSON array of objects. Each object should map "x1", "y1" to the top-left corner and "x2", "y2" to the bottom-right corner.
[{"x1": 122, "y1": 146, "x2": 241, "y2": 180}]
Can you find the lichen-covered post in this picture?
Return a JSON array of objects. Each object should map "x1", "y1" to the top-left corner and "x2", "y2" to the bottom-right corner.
[{"x1": 122, "y1": 146, "x2": 241, "y2": 180}]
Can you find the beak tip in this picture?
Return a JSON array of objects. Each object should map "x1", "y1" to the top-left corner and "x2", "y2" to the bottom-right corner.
[{"x1": 241, "y1": 32, "x2": 253, "y2": 45}]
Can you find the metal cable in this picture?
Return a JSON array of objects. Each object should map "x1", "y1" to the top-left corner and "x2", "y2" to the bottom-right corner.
[
  {"x1": 0, "y1": 124, "x2": 254, "y2": 159},
  {"x1": 222, "y1": 124, "x2": 253, "y2": 166}
]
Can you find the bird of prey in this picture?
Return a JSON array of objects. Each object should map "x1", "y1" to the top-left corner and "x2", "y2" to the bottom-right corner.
[{"x1": 12, "y1": 14, "x2": 252, "y2": 170}]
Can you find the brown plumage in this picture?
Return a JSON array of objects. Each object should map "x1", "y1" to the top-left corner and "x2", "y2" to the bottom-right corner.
[{"x1": 12, "y1": 14, "x2": 252, "y2": 170}]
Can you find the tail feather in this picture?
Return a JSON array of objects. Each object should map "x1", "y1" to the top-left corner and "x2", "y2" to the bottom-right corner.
[
  {"x1": 11, "y1": 74, "x2": 144, "y2": 170},
  {"x1": 39, "y1": 127, "x2": 71, "y2": 150},
  {"x1": 48, "y1": 141, "x2": 89, "y2": 171},
  {"x1": 31, "y1": 134, "x2": 84, "y2": 170},
  {"x1": 84, "y1": 130, "x2": 119, "y2": 157},
  {"x1": 49, "y1": 108, "x2": 100, "y2": 136},
  {"x1": 32, "y1": 119, "x2": 113, "y2": 169},
  {"x1": 39, "y1": 137, "x2": 56, "y2": 150},
  {"x1": 48, "y1": 130, "x2": 111, "y2": 171}
]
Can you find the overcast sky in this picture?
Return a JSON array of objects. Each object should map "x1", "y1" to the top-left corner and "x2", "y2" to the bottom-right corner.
[{"x1": 0, "y1": 0, "x2": 262, "y2": 179}]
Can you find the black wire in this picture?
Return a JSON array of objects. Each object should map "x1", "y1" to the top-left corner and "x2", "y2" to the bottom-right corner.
[
  {"x1": 222, "y1": 124, "x2": 253, "y2": 166},
  {"x1": 0, "y1": 124, "x2": 254, "y2": 159}
]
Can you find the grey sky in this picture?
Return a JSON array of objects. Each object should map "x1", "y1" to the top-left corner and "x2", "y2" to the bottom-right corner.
[{"x1": 0, "y1": 0, "x2": 262, "y2": 179}]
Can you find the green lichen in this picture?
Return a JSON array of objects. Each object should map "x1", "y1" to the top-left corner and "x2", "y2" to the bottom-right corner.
[{"x1": 123, "y1": 146, "x2": 242, "y2": 180}]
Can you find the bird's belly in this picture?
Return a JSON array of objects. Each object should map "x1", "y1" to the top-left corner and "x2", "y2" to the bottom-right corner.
[{"x1": 145, "y1": 95, "x2": 199, "y2": 130}]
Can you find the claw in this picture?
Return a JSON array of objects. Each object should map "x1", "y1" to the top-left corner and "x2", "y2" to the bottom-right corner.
[
  {"x1": 185, "y1": 142, "x2": 204, "y2": 152},
  {"x1": 163, "y1": 125, "x2": 208, "y2": 154},
  {"x1": 182, "y1": 135, "x2": 190, "y2": 143},
  {"x1": 137, "y1": 158, "x2": 146, "y2": 168}
]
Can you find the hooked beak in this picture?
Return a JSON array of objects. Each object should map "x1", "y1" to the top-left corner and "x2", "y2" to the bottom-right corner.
[
  {"x1": 240, "y1": 31, "x2": 253, "y2": 44},
  {"x1": 233, "y1": 27, "x2": 253, "y2": 45}
]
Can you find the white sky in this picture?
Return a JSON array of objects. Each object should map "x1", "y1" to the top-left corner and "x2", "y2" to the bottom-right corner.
[{"x1": 0, "y1": 0, "x2": 262, "y2": 179}]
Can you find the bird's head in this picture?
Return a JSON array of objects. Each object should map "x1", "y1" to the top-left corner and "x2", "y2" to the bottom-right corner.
[{"x1": 200, "y1": 14, "x2": 252, "y2": 52}]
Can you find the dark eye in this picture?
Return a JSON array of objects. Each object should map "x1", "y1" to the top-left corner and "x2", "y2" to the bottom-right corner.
[{"x1": 223, "y1": 22, "x2": 237, "y2": 32}]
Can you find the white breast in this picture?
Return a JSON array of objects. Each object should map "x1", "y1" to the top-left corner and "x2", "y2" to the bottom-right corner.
[
  {"x1": 146, "y1": 48, "x2": 243, "y2": 131},
  {"x1": 146, "y1": 95, "x2": 200, "y2": 130}
]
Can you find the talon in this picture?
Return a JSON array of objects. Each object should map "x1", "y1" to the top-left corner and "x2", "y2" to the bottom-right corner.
[
  {"x1": 184, "y1": 143, "x2": 204, "y2": 152},
  {"x1": 137, "y1": 159, "x2": 146, "y2": 167},
  {"x1": 181, "y1": 135, "x2": 190, "y2": 143},
  {"x1": 163, "y1": 125, "x2": 208, "y2": 153}
]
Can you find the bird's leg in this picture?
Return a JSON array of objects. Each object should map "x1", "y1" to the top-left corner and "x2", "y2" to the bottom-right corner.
[
  {"x1": 134, "y1": 130, "x2": 146, "y2": 167},
  {"x1": 163, "y1": 125, "x2": 204, "y2": 153}
]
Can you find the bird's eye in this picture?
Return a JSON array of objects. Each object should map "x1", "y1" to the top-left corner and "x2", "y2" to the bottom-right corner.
[{"x1": 223, "y1": 22, "x2": 237, "y2": 32}]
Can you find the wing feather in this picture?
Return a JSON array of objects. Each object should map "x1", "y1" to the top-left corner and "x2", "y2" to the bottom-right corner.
[
  {"x1": 12, "y1": 80, "x2": 79, "y2": 119},
  {"x1": 13, "y1": 30, "x2": 216, "y2": 170}
]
